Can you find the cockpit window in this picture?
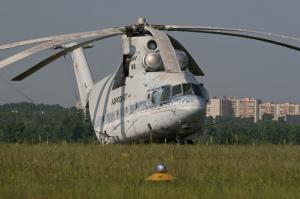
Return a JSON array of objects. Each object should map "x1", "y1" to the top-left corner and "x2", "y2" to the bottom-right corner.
[
  {"x1": 172, "y1": 85, "x2": 182, "y2": 97},
  {"x1": 151, "y1": 90, "x2": 160, "y2": 104},
  {"x1": 192, "y1": 84, "x2": 202, "y2": 96},
  {"x1": 172, "y1": 83, "x2": 205, "y2": 97},
  {"x1": 183, "y1": 83, "x2": 193, "y2": 95},
  {"x1": 147, "y1": 83, "x2": 207, "y2": 107},
  {"x1": 160, "y1": 86, "x2": 171, "y2": 103}
]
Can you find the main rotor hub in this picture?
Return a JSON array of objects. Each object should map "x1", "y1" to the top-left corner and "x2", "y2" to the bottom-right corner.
[
  {"x1": 137, "y1": 17, "x2": 146, "y2": 25},
  {"x1": 125, "y1": 17, "x2": 149, "y2": 37}
]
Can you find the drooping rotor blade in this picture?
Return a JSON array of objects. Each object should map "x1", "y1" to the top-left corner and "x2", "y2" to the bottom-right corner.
[
  {"x1": 167, "y1": 34, "x2": 205, "y2": 76},
  {"x1": 0, "y1": 27, "x2": 125, "y2": 69},
  {"x1": 12, "y1": 31, "x2": 124, "y2": 81},
  {"x1": 164, "y1": 25, "x2": 300, "y2": 52},
  {"x1": 11, "y1": 49, "x2": 67, "y2": 81},
  {"x1": 144, "y1": 26, "x2": 181, "y2": 72},
  {"x1": 165, "y1": 25, "x2": 300, "y2": 41},
  {"x1": 0, "y1": 27, "x2": 125, "y2": 51}
]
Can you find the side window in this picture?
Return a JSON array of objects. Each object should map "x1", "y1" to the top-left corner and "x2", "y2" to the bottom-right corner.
[
  {"x1": 137, "y1": 101, "x2": 146, "y2": 111},
  {"x1": 147, "y1": 85, "x2": 172, "y2": 106},
  {"x1": 192, "y1": 84, "x2": 202, "y2": 96},
  {"x1": 151, "y1": 93, "x2": 155, "y2": 104},
  {"x1": 151, "y1": 90, "x2": 161, "y2": 105}
]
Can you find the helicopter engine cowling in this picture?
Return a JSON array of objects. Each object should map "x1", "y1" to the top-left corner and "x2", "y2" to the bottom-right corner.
[
  {"x1": 143, "y1": 53, "x2": 163, "y2": 72},
  {"x1": 143, "y1": 50, "x2": 189, "y2": 72},
  {"x1": 175, "y1": 50, "x2": 189, "y2": 70}
]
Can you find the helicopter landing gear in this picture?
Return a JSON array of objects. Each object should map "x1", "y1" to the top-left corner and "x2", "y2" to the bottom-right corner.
[
  {"x1": 175, "y1": 134, "x2": 196, "y2": 145},
  {"x1": 98, "y1": 132, "x2": 119, "y2": 144}
]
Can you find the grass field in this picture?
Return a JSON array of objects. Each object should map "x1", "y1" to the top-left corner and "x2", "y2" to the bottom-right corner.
[{"x1": 1, "y1": 144, "x2": 300, "y2": 199}]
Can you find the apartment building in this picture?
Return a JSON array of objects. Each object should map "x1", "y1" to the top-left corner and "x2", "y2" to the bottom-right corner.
[
  {"x1": 206, "y1": 97, "x2": 233, "y2": 118},
  {"x1": 232, "y1": 97, "x2": 262, "y2": 122},
  {"x1": 206, "y1": 97, "x2": 261, "y2": 122},
  {"x1": 207, "y1": 96, "x2": 300, "y2": 123},
  {"x1": 259, "y1": 102, "x2": 300, "y2": 120}
]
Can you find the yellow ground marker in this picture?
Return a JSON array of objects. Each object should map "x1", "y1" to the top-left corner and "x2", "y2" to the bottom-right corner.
[{"x1": 146, "y1": 164, "x2": 176, "y2": 182}]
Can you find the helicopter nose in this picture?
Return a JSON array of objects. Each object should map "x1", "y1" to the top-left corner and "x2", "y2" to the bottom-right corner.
[
  {"x1": 171, "y1": 96, "x2": 206, "y2": 133},
  {"x1": 171, "y1": 95, "x2": 206, "y2": 123},
  {"x1": 174, "y1": 95, "x2": 206, "y2": 112}
]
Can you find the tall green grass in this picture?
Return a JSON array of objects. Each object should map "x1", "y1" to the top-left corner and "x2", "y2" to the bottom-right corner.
[{"x1": 0, "y1": 144, "x2": 300, "y2": 199}]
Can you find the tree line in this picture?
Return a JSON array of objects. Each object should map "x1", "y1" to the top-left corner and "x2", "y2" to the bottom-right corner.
[
  {"x1": 0, "y1": 102, "x2": 300, "y2": 144},
  {"x1": 200, "y1": 115, "x2": 300, "y2": 145},
  {"x1": 0, "y1": 102, "x2": 94, "y2": 144}
]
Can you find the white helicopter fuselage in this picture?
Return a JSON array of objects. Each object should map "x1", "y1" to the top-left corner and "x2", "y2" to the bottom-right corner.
[
  {"x1": 7, "y1": 29, "x2": 209, "y2": 144},
  {"x1": 89, "y1": 71, "x2": 207, "y2": 143},
  {"x1": 80, "y1": 35, "x2": 208, "y2": 143}
]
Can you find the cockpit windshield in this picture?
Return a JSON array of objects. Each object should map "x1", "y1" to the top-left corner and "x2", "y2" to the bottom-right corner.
[
  {"x1": 172, "y1": 83, "x2": 204, "y2": 97},
  {"x1": 160, "y1": 86, "x2": 171, "y2": 103},
  {"x1": 172, "y1": 85, "x2": 182, "y2": 97},
  {"x1": 183, "y1": 83, "x2": 193, "y2": 95},
  {"x1": 148, "y1": 83, "x2": 208, "y2": 106}
]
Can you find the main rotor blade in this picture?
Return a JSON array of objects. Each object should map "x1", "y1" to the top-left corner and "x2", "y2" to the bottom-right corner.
[
  {"x1": 0, "y1": 27, "x2": 125, "y2": 69},
  {"x1": 12, "y1": 32, "x2": 123, "y2": 81},
  {"x1": 0, "y1": 27, "x2": 125, "y2": 51},
  {"x1": 165, "y1": 25, "x2": 300, "y2": 41},
  {"x1": 167, "y1": 34, "x2": 205, "y2": 76},
  {"x1": 12, "y1": 49, "x2": 67, "y2": 81},
  {"x1": 0, "y1": 38, "x2": 52, "y2": 51},
  {"x1": 144, "y1": 26, "x2": 181, "y2": 72},
  {"x1": 165, "y1": 25, "x2": 300, "y2": 52}
]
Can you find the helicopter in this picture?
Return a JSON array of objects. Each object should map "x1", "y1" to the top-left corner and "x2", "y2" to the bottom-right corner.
[{"x1": 1, "y1": 17, "x2": 300, "y2": 144}]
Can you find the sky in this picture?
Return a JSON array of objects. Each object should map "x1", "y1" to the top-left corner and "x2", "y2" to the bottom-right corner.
[{"x1": 0, "y1": 0, "x2": 300, "y2": 106}]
